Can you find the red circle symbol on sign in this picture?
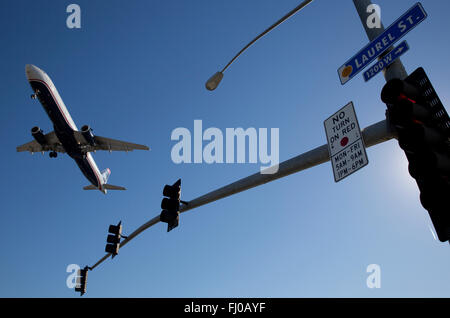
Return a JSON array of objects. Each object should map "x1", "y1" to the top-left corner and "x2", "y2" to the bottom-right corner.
[{"x1": 340, "y1": 137, "x2": 349, "y2": 147}]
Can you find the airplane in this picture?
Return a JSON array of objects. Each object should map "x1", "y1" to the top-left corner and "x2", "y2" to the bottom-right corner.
[{"x1": 17, "y1": 64, "x2": 150, "y2": 194}]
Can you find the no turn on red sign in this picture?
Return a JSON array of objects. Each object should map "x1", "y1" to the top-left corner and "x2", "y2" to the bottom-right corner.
[{"x1": 324, "y1": 102, "x2": 369, "y2": 182}]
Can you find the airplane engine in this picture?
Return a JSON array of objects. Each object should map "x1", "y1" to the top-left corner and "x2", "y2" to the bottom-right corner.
[
  {"x1": 81, "y1": 125, "x2": 96, "y2": 146},
  {"x1": 31, "y1": 126, "x2": 46, "y2": 145}
]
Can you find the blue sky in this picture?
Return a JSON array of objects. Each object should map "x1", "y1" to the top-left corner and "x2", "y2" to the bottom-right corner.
[{"x1": 0, "y1": 0, "x2": 449, "y2": 297}]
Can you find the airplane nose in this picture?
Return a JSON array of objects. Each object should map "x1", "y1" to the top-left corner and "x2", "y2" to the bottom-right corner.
[
  {"x1": 25, "y1": 64, "x2": 36, "y2": 73},
  {"x1": 25, "y1": 64, "x2": 45, "y2": 81}
]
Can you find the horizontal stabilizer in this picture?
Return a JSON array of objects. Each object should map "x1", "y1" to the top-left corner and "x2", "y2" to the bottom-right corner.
[
  {"x1": 104, "y1": 184, "x2": 126, "y2": 190},
  {"x1": 83, "y1": 184, "x2": 126, "y2": 190}
]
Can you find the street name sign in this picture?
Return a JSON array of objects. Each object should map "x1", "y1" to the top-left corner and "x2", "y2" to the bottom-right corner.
[
  {"x1": 363, "y1": 41, "x2": 410, "y2": 82},
  {"x1": 338, "y1": 2, "x2": 427, "y2": 85},
  {"x1": 324, "y1": 102, "x2": 368, "y2": 182}
]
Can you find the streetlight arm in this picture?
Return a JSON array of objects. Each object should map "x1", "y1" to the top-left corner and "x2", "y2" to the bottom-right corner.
[
  {"x1": 220, "y1": 0, "x2": 314, "y2": 73},
  {"x1": 206, "y1": 0, "x2": 314, "y2": 90}
]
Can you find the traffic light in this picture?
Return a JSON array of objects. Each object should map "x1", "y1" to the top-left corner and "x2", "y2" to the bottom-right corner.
[
  {"x1": 160, "y1": 179, "x2": 187, "y2": 232},
  {"x1": 105, "y1": 221, "x2": 122, "y2": 257},
  {"x1": 75, "y1": 266, "x2": 89, "y2": 296},
  {"x1": 381, "y1": 67, "x2": 450, "y2": 243}
]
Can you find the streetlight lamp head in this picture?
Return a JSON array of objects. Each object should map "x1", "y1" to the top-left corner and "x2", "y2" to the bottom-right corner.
[{"x1": 205, "y1": 71, "x2": 224, "y2": 91}]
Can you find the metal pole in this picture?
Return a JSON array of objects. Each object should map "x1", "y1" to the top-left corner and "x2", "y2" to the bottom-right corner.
[
  {"x1": 352, "y1": 0, "x2": 408, "y2": 81},
  {"x1": 90, "y1": 119, "x2": 395, "y2": 270}
]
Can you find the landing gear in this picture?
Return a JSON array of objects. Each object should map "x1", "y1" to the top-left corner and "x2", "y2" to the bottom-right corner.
[
  {"x1": 49, "y1": 151, "x2": 58, "y2": 158},
  {"x1": 31, "y1": 90, "x2": 40, "y2": 99}
]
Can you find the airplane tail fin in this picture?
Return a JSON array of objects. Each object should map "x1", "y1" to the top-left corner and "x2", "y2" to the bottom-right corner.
[{"x1": 101, "y1": 168, "x2": 111, "y2": 183}]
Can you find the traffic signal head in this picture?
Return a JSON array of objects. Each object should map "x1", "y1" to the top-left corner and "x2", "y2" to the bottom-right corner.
[
  {"x1": 381, "y1": 67, "x2": 450, "y2": 243},
  {"x1": 75, "y1": 266, "x2": 89, "y2": 296},
  {"x1": 160, "y1": 179, "x2": 182, "y2": 232},
  {"x1": 105, "y1": 221, "x2": 122, "y2": 257}
]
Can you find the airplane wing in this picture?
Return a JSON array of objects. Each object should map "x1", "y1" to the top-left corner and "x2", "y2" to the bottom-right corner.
[
  {"x1": 73, "y1": 131, "x2": 149, "y2": 152},
  {"x1": 17, "y1": 131, "x2": 66, "y2": 153}
]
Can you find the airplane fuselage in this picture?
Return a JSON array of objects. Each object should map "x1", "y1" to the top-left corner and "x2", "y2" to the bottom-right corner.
[{"x1": 26, "y1": 65, "x2": 104, "y2": 191}]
